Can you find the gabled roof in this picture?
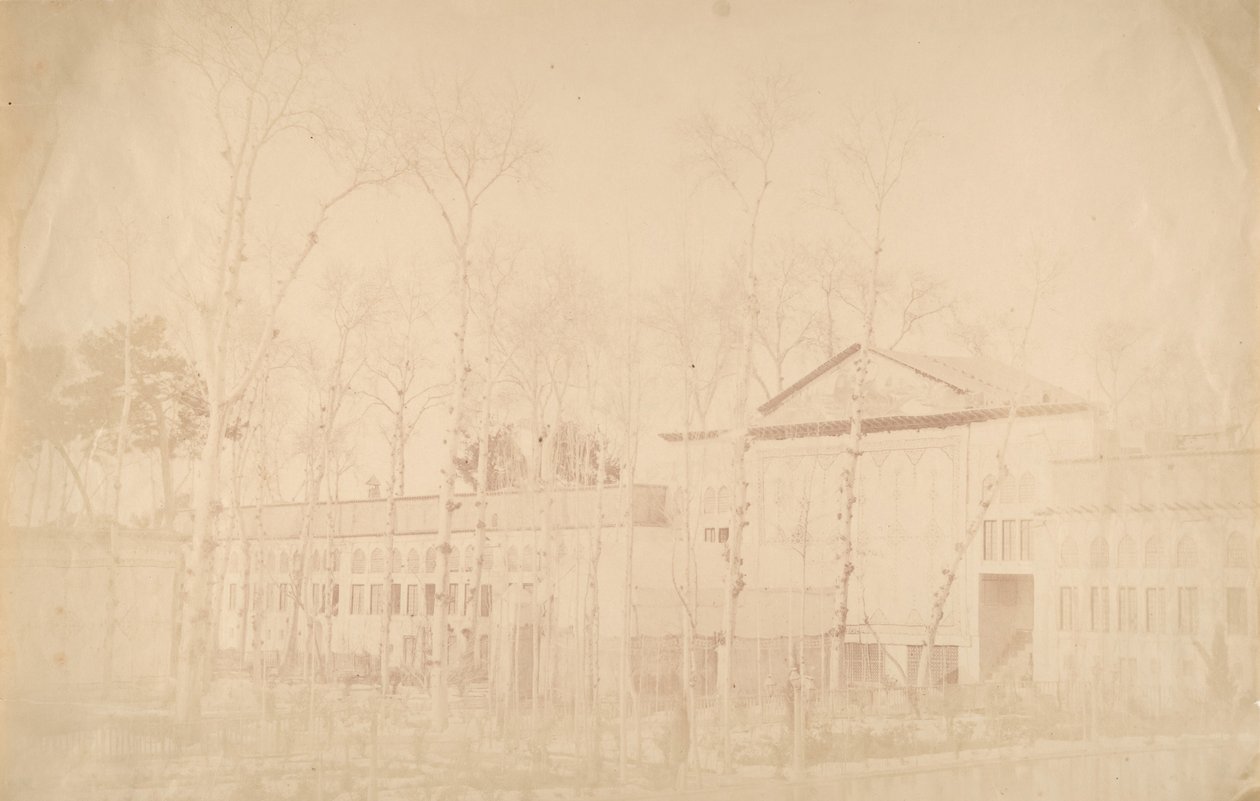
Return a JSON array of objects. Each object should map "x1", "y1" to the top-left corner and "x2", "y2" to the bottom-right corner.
[{"x1": 756, "y1": 345, "x2": 1083, "y2": 417}]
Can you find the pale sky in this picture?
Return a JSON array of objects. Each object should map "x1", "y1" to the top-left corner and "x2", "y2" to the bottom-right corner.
[{"x1": 9, "y1": 0, "x2": 1256, "y2": 502}]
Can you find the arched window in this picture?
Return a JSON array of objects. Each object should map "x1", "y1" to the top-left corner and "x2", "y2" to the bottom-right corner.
[
  {"x1": 392, "y1": 548, "x2": 402, "y2": 570},
  {"x1": 406, "y1": 548, "x2": 420, "y2": 574},
  {"x1": 1018, "y1": 472, "x2": 1036, "y2": 505},
  {"x1": 1059, "y1": 537, "x2": 1078, "y2": 568},
  {"x1": 1226, "y1": 532, "x2": 1248, "y2": 567},
  {"x1": 1117, "y1": 536, "x2": 1138, "y2": 568},
  {"x1": 425, "y1": 547, "x2": 437, "y2": 572},
  {"x1": 351, "y1": 549, "x2": 366, "y2": 574},
  {"x1": 716, "y1": 486, "x2": 731, "y2": 515},
  {"x1": 448, "y1": 547, "x2": 460, "y2": 573},
  {"x1": 370, "y1": 548, "x2": 385, "y2": 572},
  {"x1": 464, "y1": 545, "x2": 475, "y2": 572},
  {"x1": 1175, "y1": 536, "x2": 1197, "y2": 569},
  {"x1": 507, "y1": 546, "x2": 520, "y2": 572},
  {"x1": 1000, "y1": 474, "x2": 1017, "y2": 504},
  {"x1": 1089, "y1": 536, "x2": 1109, "y2": 569},
  {"x1": 1144, "y1": 537, "x2": 1163, "y2": 569},
  {"x1": 702, "y1": 488, "x2": 716, "y2": 515},
  {"x1": 484, "y1": 548, "x2": 495, "y2": 572},
  {"x1": 523, "y1": 545, "x2": 535, "y2": 571}
]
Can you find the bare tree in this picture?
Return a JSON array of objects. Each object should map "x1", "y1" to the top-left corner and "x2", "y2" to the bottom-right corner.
[
  {"x1": 164, "y1": 0, "x2": 401, "y2": 723},
  {"x1": 687, "y1": 70, "x2": 795, "y2": 771},
  {"x1": 401, "y1": 78, "x2": 539, "y2": 730},
  {"x1": 753, "y1": 242, "x2": 817, "y2": 402}
]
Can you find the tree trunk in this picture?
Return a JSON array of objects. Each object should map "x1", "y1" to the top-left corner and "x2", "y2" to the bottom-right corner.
[
  {"x1": 469, "y1": 367, "x2": 494, "y2": 669},
  {"x1": 380, "y1": 398, "x2": 404, "y2": 694},
  {"x1": 103, "y1": 280, "x2": 134, "y2": 693}
]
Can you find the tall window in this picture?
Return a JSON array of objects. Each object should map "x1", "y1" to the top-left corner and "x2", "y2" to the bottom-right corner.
[
  {"x1": 1059, "y1": 537, "x2": 1078, "y2": 568},
  {"x1": 331, "y1": 584, "x2": 340, "y2": 616},
  {"x1": 447, "y1": 583, "x2": 459, "y2": 615},
  {"x1": 1145, "y1": 587, "x2": 1164, "y2": 632},
  {"x1": 983, "y1": 521, "x2": 996, "y2": 560},
  {"x1": 1058, "y1": 587, "x2": 1076, "y2": 631},
  {"x1": 702, "y1": 488, "x2": 716, "y2": 515},
  {"x1": 1227, "y1": 587, "x2": 1246, "y2": 634},
  {"x1": 1177, "y1": 587, "x2": 1198, "y2": 634},
  {"x1": 371, "y1": 548, "x2": 385, "y2": 573},
  {"x1": 407, "y1": 584, "x2": 419, "y2": 616},
  {"x1": 1089, "y1": 586, "x2": 1109, "y2": 631},
  {"x1": 480, "y1": 585, "x2": 494, "y2": 617},
  {"x1": 425, "y1": 547, "x2": 437, "y2": 572},
  {"x1": 1116, "y1": 586, "x2": 1138, "y2": 631},
  {"x1": 1018, "y1": 472, "x2": 1036, "y2": 504},
  {"x1": 1144, "y1": 536, "x2": 1163, "y2": 569},
  {"x1": 718, "y1": 527, "x2": 730, "y2": 543},
  {"x1": 1226, "y1": 533, "x2": 1248, "y2": 567},
  {"x1": 704, "y1": 527, "x2": 717, "y2": 543},
  {"x1": 1002, "y1": 520, "x2": 1015, "y2": 559},
  {"x1": 352, "y1": 549, "x2": 366, "y2": 574},
  {"x1": 716, "y1": 486, "x2": 731, "y2": 515},
  {"x1": 425, "y1": 583, "x2": 436, "y2": 615},
  {"x1": 1000, "y1": 474, "x2": 1017, "y2": 504},
  {"x1": 279, "y1": 584, "x2": 291, "y2": 611},
  {"x1": 449, "y1": 547, "x2": 461, "y2": 573},
  {"x1": 369, "y1": 584, "x2": 384, "y2": 614},
  {"x1": 1019, "y1": 520, "x2": 1032, "y2": 560},
  {"x1": 506, "y1": 546, "x2": 519, "y2": 572},
  {"x1": 407, "y1": 549, "x2": 420, "y2": 574},
  {"x1": 1117, "y1": 536, "x2": 1138, "y2": 568},
  {"x1": 350, "y1": 584, "x2": 365, "y2": 614},
  {"x1": 312, "y1": 583, "x2": 324, "y2": 613},
  {"x1": 464, "y1": 545, "x2": 475, "y2": 572},
  {"x1": 390, "y1": 583, "x2": 401, "y2": 614}
]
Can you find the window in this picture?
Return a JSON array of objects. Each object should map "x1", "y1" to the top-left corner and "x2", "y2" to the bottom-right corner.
[
  {"x1": 425, "y1": 583, "x2": 436, "y2": 615},
  {"x1": 704, "y1": 527, "x2": 717, "y2": 543},
  {"x1": 390, "y1": 583, "x2": 401, "y2": 614},
  {"x1": 1058, "y1": 587, "x2": 1076, "y2": 631},
  {"x1": 407, "y1": 549, "x2": 420, "y2": 574},
  {"x1": 983, "y1": 520, "x2": 996, "y2": 560},
  {"x1": 279, "y1": 584, "x2": 291, "y2": 611},
  {"x1": 1145, "y1": 588, "x2": 1164, "y2": 632},
  {"x1": 1019, "y1": 520, "x2": 1032, "y2": 560},
  {"x1": 464, "y1": 545, "x2": 475, "y2": 572},
  {"x1": 1175, "y1": 536, "x2": 1197, "y2": 569},
  {"x1": 1089, "y1": 536, "x2": 1109, "y2": 569},
  {"x1": 1002, "y1": 520, "x2": 1015, "y2": 560},
  {"x1": 407, "y1": 584, "x2": 419, "y2": 616},
  {"x1": 702, "y1": 488, "x2": 716, "y2": 515},
  {"x1": 480, "y1": 585, "x2": 494, "y2": 617},
  {"x1": 1116, "y1": 587, "x2": 1138, "y2": 631},
  {"x1": 371, "y1": 548, "x2": 385, "y2": 573},
  {"x1": 447, "y1": 583, "x2": 459, "y2": 615},
  {"x1": 370, "y1": 584, "x2": 384, "y2": 614},
  {"x1": 310, "y1": 550, "x2": 322, "y2": 572},
  {"x1": 523, "y1": 545, "x2": 535, "y2": 571},
  {"x1": 718, "y1": 527, "x2": 730, "y2": 543},
  {"x1": 1018, "y1": 472, "x2": 1036, "y2": 504},
  {"x1": 466, "y1": 585, "x2": 477, "y2": 612},
  {"x1": 906, "y1": 645, "x2": 959, "y2": 686},
  {"x1": 1089, "y1": 587, "x2": 1109, "y2": 631},
  {"x1": 1059, "y1": 537, "x2": 1078, "y2": 568},
  {"x1": 352, "y1": 549, "x2": 366, "y2": 574},
  {"x1": 425, "y1": 547, "x2": 437, "y2": 572},
  {"x1": 1177, "y1": 587, "x2": 1198, "y2": 634},
  {"x1": 1000, "y1": 474, "x2": 1017, "y2": 504},
  {"x1": 507, "y1": 546, "x2": 519, "y2": 572},
  {"x1": 1227, "y1": 587, "x2": 1246, "y2": 634},
  {"x1": 312, "y1": 583, "x2": 324, "y2": 613},
  {"x1": 1226, "y1": 533, "x2": 1248, "y2": 567},
  {"x1": 331, "y1": 584, "x2": 340, "y2": 616},
  {"x1": 844, "y1": 643, "x2": 884, "y2": 685},
  {"x1": 1117, "y1": 536, "x2": 1138, "y2": 568},
  {"x1": 716, "y1": 486, "x2": 731, "y2": 514},
  {"x1": 484, "y1": 549, "x2": 494, "y2": 571},
  {"x1": 449, "y1": 547, "x2": 461, "y2": 573},
  {"x1": 350, "y1": 584, "x2": 365, "y2": 615},
  {"x1": 1144, "y1": 536, "x2": 1163, "y2": 569}
]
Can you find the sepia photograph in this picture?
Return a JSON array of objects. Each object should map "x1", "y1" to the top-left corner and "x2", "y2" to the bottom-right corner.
[{"x1": 2, "y1": 0, "x2": 1257, "y2": 799}]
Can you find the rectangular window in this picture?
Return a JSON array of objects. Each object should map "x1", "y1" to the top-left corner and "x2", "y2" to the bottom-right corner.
[
  {"x1": 350, "y1": 584, "x2": 364, "y2": 615},
  {"x1": 370, "y1": 584, "x2": 384, "y2": 614},
  {"x1": 425, "y1": 583, "x2": 436, "y2": 615},
  {"x1": 228, "y1": 584, "x2": 238, "y2": 611},
  {"x1": 312, "y1": 583, "x2": 324, "y2": 613},
  {"x1": 407, "y1": 584, "x2": 419, "y2": 616},
  {"x1": 267, "y1": 584, "x2": 277, "y2": 611},
  {"x1": 1227, "y1": 587, "x2": 1246, "y2": 635},
  {"x1": 1090, "y1": 586, "x2": 1109, "y2": 632},
  {"x1": 448, "y1": 583, "x2": 459, "y2": 614},
  {"x1": 390, "y1": 583, "x2": 402, "y2": 614},
  {"x1": 331, "y1": 584, "x2": 340, "y2": 616},
  {"x1": 480, "y1": 584, "x2": 494, "y2": 617},
  {"x1": 1019, "y1": 520, "x2": 1032, "y2": 560},
  {"x1": 1145, "y1": 588, "x2": 1164, "y2": 632},
  {"x1": 1117, "y1": 587, "x2": 1138, "y2": 631},
  {"x1": 1177, "y1": 587, "x2": 1198, "y2": 634},
  {"x1": 717, "y1": 527, "x2": 729, "y2": 543},
  {"x1": 704, "y1": 527, "x2": 716, "y2": 543},
  {"x1": 1058, "y1": 587, "x2": 1076, "y2": 631},
  {"x1": 1001, "y1": 520, "x2": 1015, "y2": 560},
  {"x1": 280, "y1": 583, "x2": 291, "y2": 611},
  {"x1": 983, "y1": 520, "x2": 996, "y2": 560}
]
